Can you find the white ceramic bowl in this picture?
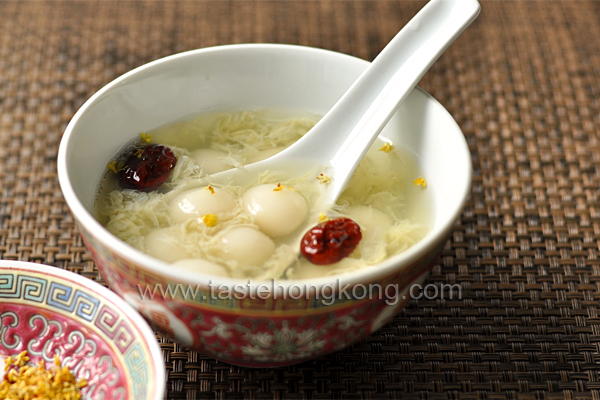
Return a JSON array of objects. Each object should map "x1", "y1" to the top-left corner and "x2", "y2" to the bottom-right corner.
[{"x1": 58, "y1": 44, "x2": 471, "y2": 367}]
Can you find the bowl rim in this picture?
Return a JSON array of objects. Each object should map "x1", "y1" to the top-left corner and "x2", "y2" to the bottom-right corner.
[
  {"x1": 57, "y1": 43, "x2": 472, "y2": 293},
  {"x1": 0, "y1": 260, "x2": 166, "y2": 400}
]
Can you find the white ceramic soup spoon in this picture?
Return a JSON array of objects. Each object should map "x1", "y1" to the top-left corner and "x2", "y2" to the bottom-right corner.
[
  {"x1": 209, "y1": 0, "x2": 480, "y2": 254},
  {"x1": 213, "y1": 0, "x2": 479, "y2": 199}
]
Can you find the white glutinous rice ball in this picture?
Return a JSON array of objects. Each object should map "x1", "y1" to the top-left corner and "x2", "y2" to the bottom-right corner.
[
  {"x1": 242, "y1": 184, "x2": 308, "y2": 237},
  {"x1": 145, "y1": 227, "x2": 189, "y2": 263},
  {"x1": 191, "y1": 149, "x2": 233, "y2": 175},
  {"x1": 344, "y1": 205, "x2": 392, "y2": 261},
  {"x1": 169, "y1": 186, "x2": 237, "y2": 224},
  {"x1": 172, "y1": 258, "x2": 229, "y2": 277},
  {"x1": 345, "y1": 205, "x2": 393, "y2": 241},
  {"x1": 217, "y1": 227, "x2": 276, "y2": 267}
]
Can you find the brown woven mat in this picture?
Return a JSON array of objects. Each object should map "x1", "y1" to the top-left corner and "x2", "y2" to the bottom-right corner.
[{"x1": 2, "y1": 0, "x2": 600, "y2": 398}]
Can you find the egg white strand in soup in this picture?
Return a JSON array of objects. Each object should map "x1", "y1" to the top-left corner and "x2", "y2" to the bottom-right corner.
[{"x1": 95, "y1": 109, "x2": 429, "y2": 280}]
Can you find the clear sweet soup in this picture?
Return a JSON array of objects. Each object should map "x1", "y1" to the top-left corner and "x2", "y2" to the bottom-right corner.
[{"x1": 94, "y1": 109, "x2": 430, "y2": 280}]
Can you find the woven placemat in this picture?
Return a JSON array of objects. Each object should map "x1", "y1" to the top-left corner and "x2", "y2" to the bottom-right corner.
[{"x1": 2, "y1": 1, "x2": 600, "y2": 399}]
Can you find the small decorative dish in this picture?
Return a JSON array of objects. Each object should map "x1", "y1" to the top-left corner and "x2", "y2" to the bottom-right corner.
[{"x1": 0, "y1": 260, "x2": 165, "y2": 400}]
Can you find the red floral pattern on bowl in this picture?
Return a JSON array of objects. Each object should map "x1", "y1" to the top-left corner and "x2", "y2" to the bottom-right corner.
[{"x1": 83, "y1": 225, "x2": 442, "y2": 367}]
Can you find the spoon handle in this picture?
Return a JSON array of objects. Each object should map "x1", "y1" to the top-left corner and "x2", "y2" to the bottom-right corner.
[{"x1": 294, "y1": 0, "x2": 480, "y2": 196}]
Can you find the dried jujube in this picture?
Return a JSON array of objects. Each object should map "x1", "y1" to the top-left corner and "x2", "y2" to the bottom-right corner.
[
  {"x1": 118, "y1": 144, "x2": 177, "y2": 192},
  {"x1": 300, "y1": 217, "x2": 362, "y2": 265}
]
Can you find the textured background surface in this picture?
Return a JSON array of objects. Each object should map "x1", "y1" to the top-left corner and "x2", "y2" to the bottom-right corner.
[{"x1": 1, "y1": 1, "x2": 600, "y2": 399}]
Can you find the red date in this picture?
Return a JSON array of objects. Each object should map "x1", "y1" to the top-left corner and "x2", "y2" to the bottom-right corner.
[
  {"x1": 119, "y1": 144, "x2": 177, "y2": 192},
  {"x1": 300, "y1": 217, "x2": 362, "y2": 265}
]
